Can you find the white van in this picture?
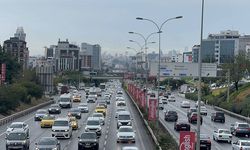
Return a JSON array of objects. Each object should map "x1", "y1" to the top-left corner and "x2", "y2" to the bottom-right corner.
[
  {"x1": 117, "y1": 111, "x2": 132, "y2": 129},
  {"x1": 59, "y1": 93, "x2": 72, "y2": 108},
  {"x1": 52, "y1": 118, "x2": 72, "y2": 139}
]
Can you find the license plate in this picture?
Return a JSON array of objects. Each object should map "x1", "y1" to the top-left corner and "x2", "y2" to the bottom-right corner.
[{"x1": 181, "y1": 127, "x2": 186, "y2": 129}]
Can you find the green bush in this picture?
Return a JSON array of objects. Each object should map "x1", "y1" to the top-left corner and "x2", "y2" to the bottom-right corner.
[{"x1": 185, "y1": 92, "x2": 198, "y2": 101}]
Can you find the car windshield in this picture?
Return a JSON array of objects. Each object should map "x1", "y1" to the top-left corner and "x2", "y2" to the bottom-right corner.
[
  {"x1": 93, "y1": 114, "x2": 103, "y2": 117},
  {"x1": 190, "y1": 109, "x2": 197, "y2": 112},
  {"x1": 117, "y1": 103, "x2": 126, "y2": 106},
  {"x1": 168, "y1": 111, "x2": 177, "y2": 115},
  {"x1": 117, "y1": 109, "x2": 125, "y2": 112},
  {"x1": 219, "y1": 130, "x2": 230, "y2": 134},
  {"x1": 53, "y1": 121, "x2": 68, "y2": 126},
  {"x1": 96, "y1": 106, "x2": 104, "y2": 109},
  {"x1": 200, "y1": 134, "x2": 209, "y2": 140},
  {"x1": 87, "y1": 120, "x2": 100, "y2": 125},
  {"x1": 9, "y1": 124, "x2": 23, "y2": 128},
  {"x1": 43, "y1": 116, "x2": 54, "y2": 120},
  {"x1": 60, "y1": 98, "x2": 70, "y2": 102},
  {"x1": 7, "y1": 132, "x2": 27, "y2": 140},
  {"x1": 119, "y1": 128, "x2": 133, "y2": 132},
  {"x1": 216, "y1": 112, "x2": 224, "y2": 116},
  {"x1": 38, "y1": 138, "x2": 57, "y2": 145},
  {"x1": 119, "y1": 115, "x2": 130, "y2": 120},
  {"x1": 81, "y1": 133, "x2": 96, "y2": 139},
  {"x1": 70, "y1": 109, "x2": 80, "y2": 112},
  {"x1": 51, "y1": 105, "x2": 59, "y2": 108},
  {"x1": 79, "y1": 103, "x2": 87, "y2": 106},
  {"x1": 241, "y1": 141, "x2": 250, "y2": 146},
  {"x1": 239, "y1": 124, "x2": 249, "y2": 128}
]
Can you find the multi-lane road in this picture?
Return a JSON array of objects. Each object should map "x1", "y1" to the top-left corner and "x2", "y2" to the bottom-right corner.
[
  {"x1": 159, "y1": 92, "x2": 248, "y2": 150},
  {"x1": 0, "y1": 84, "x2": 155, "y2": 150}
]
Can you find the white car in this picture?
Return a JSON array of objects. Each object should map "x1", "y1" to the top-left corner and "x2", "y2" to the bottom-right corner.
[
  {"x1": 181, "y1": 101, "x2": 190, "y2": 108},
  {"x1": 78, "y1": 103, "x2": 89, "y2": 113},
  {"x1": 85, "y1": 117, "x2": 102, "y2": 137},
  {"x1": 195, "y1": 101, "x2": 205, "y2": 108},
  {"x1": 213, "y1": 129, "x2": 232, "y2": 143},
  {"x1": 92, "y1": 113, "x2": 105, "y2": 125},
  {"x1": 168, "y1": 96, "x2": 176, "y2": 102},
  {"x1": 116, "y1": 108, "x2": 126, "y2": 118},
  {"x1": 200, "y1": 106, "x2": 208, "y2": 116},
  {"x1": 6, "y1": 122, "x2": 29, "y2": 137},
  {"x1": 52, "y1": 118, "x2": 72, "y2": 139},
  {"x1": 160, "y1": 97, "x2": 168, "y2": 104},
  {"x1": 116, "y1": 101, "x2": 126, "y2": 107},
  {"x1": 122, "y1": 146, "x2": 139, "y2": 150},
  {"x1": 117, "y1": 126, "x2": 136, "y2": 143},
  {"x1": 116, "y1": 96, "x2": 124, "y2": 101},
  {"x1": 232, "y1": 140, "x2": 250, "y2": 150}
]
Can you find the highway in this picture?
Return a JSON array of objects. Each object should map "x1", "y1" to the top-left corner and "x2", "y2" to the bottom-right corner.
[
  {"x1": 0, "y1": 84, "x2": 155, "y2": 150},
  {"x1": 159, "y1": 92, "x2": 248, "y2": 150}
]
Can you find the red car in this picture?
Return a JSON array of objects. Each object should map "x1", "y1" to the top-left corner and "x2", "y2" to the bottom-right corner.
[{"x1": 188, "y1": 112, "x2": 202, "y2": 125}]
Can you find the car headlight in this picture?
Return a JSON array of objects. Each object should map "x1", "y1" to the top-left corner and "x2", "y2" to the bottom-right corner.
[
  {"x1": 127, "y1": 121, "x2": 131, "y2": 125},
  {"x1": 56, "y1": 109, "x2": 59, "y2": 110},
  {"x1": 52, "y1": 129, "x2": 56, "y2": 132},
  {"x1": 22, "y1": 140, "x2": 26, "y2": 144},
  {"x1": 118, "y1": 122, "x2": 122, "y2": 125},
  {"x1": 65, "y1": 129, "x2": 69, "y2": 132},
  {"x1": 78, "y1": 113, "x2": 81, "y2": 116},
  {"x1": 35, "y1": 148, "x2": 39, "y2": 150},
  {"x1": 52, "y1": 148, "x2": 57, "y2": 150},
  {"x1": 85, "y1": 127, "x2": 89, "y2": 131}
]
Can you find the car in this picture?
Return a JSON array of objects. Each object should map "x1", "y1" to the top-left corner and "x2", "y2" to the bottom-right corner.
[
  {"x1": 159, "y1": 100, "x2": 164, "y2": 110},
  {"x1": 116, "y1": 95, "x2": 124, "y2": 101},
  {"x1": 104, "y1": 93, "x2": 111, "y2": 99},
  {"x1": 73, "y1": 95, "x2": 81, "y2": 102},
  {"x1": 35, "y1": 137, "x2": 61, "y2": 150},
  {"x1": 163, "y1": 93, "x2": 169, "y2": 99},
  {"x1": 122, "y1": 146, "x2": 139, "y2": 150},
  {"x1": 68, "y1": 108, "x2": 82, "y2": 119},
  {"x1": 78, "y1": 132, "x2": 99, "y2": 150},
  {"x1": 161, "y1": 97, "x2": 168, "y2": 104},
  {"x1": 87, "y1": 95, "x2": 96, "y2": 103},
  {"x1": 78, "y1": 103, "x2": 89, "y2": 113},
  {"x1": 174, "y1": 120, "x2": 190, "y2": 131},
  {"x1": 34, "y1": 109, "x2": 48, "y2": 121},
  {"x1": 199, "y1": 134, "x2": 211, "y2": 150},
  {"x1": 95, "y1": 106, "x2": 106, "y2": 116},
  {"x1": 48, "y1": 104, "x2": 61, "y2": 114},
  {"x1": 232, "y1": 140, "x2": 250, "y2": 150},
  {"x1": 104, "y1": 96, "x2": 111, "y2": 104},
  {"x1": 195, "y1": 101, "x2": 205, "y2": 108},
  {"x1": 5, "y1": 130, "x2": 30, "y2": 150},
  {"x1": 40, "y1": 115, "x2": 55, "y2": 128},
  {"x1": 117, "y1": 126, "x2": 136, "y2": 143},
  {"x1": 164, "y1": 110, "x2": 178, "y2": 122},
  {"x1": 181, "y1": 101, "x2": 190, "y2": 108},
  {"x1": 92, "y1": 113, "x2": 105, "y2": 125},
  {"x1": 85, "y1": 117, "x2": 102, "y2": 137},
  {"x1": 97, "y1": 101, "x2": 107, "y2": 108},
  {"x1": 117, "y1": 111, "x2": 132, "y2": 129},
  {"x1": 52, "y1": 118, "x2": 73, "y2": 139},
  {"x1": 116, "y1": 108, "x2": 126, "y2": 118},
  {"x1": 116, "y1": 101, "x2": 126, "y2": 107},
  {"x1": 168, "y1": 96, "x2": 176, "y2": 102},
  {"x1": 117, "y1": 90, "x2": 123, "y2": 95},
  {"x1": 200, "y1": 106, "x2": 207, "y2": 116},
  {"x1": 69, "y1": 116, "x2": 78, "y2": 130},
  {"x1": 6, "y1": 122, "x2": 29, "y2": 137},
  {"x1": 211, "y1": 111, "x2": 225, "y2": 123},
  {"x1": 230, "y1": 122, "x2": 250, "y2": 137},
  {"x1": 187, "y1": 107, "x2": 197, "y2": 118},
  {"x1": 58, "y1": 93, "x2": 72, "y2": 108},
  {"x1": 188, "y1": 112, "x2": 203, "y2": 124},
  {"x1": 213, "y1": 129, "x2": 232, "y2": 143}
]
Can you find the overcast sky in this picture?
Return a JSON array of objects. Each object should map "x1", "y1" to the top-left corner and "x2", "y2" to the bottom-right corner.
[{"x1": 0, "y1": 0, "x2": 249, "y2": 56}]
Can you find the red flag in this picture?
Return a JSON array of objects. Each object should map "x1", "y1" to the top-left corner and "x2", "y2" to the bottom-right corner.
[
  {"x1": 148, "y1": 98, "x2": 157, "y2": 121},
  {"x1": 179, "y1": 131, "x2": 195, "y2": 150}
]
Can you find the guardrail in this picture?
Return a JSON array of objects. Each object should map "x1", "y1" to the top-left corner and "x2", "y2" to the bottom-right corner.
[
  {"x1": 125, "y1": 90, "x2": 162, "y2": 150},
  {"x1": 0, "y1": 100, "x2": 54, "y2": 126}
]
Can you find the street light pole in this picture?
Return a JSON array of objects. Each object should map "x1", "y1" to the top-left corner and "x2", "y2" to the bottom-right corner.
[
  {"x1": 127, "y1": 47, "x2": 140, "y2": 81},
  {"x1": 197, "y1": 0, "x2": 205, "y2": 149},
  {"x1": 136, "y1": 16, "x2": 183, "y2": 129}
]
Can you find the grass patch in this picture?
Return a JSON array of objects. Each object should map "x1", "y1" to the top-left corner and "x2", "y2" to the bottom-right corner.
[{"x1": 212, "y1": 88, "x2": 227, "y2": 96}]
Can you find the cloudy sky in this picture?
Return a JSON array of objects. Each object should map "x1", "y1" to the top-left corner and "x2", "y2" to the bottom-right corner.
[{"x1": 0, "y1": 0, "x2": 249, "y2": 56}]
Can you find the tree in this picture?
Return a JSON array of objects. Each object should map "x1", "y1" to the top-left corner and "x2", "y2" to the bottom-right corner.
[{"x1": 222, "y1": 53, "x2": 250, "y2": 91}]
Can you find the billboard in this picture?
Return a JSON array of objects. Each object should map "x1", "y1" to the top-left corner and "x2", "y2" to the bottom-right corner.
[
  {"x1": 150, "y1": 62, "x2": 217, "y2": 77},
  {"x1": 1, "y1": 64, "x2": 6, "y2": 82},
  {"x1": 148, "y1": 98, "x2": 157, "y2": 121},
  {"x1": 179, "y1": 131, "x2": 195, "y2": 150}
]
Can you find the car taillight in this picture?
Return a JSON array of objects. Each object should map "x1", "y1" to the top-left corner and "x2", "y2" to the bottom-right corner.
[
  {"x1": 207, "y1": 140, "x2": 211, "y2": 144},
  {"x1": 248, "y1": 128, "x2": 250, "y2": 131},
  {"x1": 236, "y1": 128, "x2": 240, "y2": 131}
]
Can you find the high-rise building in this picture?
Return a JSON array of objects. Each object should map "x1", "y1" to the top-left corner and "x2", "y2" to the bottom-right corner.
[
  {"x1": 81, "y1": 43, "x2": 101, "y2": 71},
  {"x1": 3, "y1": 37, "x2": 29, "y2": 69},
  {"x1": 54, "y1": 39, "x2": 80, "y2": 72},
  {"x1": 192, "y1": 30, "x2": 240, "y2": 64},
  {"x1": 14, "y1": 27, "x2": 26, "y2": 41},
  {"x1": 45, "y1": 45, "x2": 56, "y2": 59}
]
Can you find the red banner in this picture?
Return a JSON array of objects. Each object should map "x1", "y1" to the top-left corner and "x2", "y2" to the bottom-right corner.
[
  {"x1": 141, "y1": 91, "x2": 146, "y2": 108},
  {"x1": 148, "y1": 98, "x2": 157, "y2": 121},
  {"x1": 1, "y1": 63, "x2": 6, "y2": 82},
  {"x1": 179, "y1": 131, "x2": 195, "y2": 150}
]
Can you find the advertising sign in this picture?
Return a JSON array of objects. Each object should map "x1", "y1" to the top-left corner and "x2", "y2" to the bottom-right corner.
[
  {"x1": 148, "y1": 98, "x2": 157, "y2": 121},
  {"x1": 179, "y1": 131, "x2": 195, "y2": 150},
  {"x1": 1, "y1": 63, "x2": 6, "y2": 82}
]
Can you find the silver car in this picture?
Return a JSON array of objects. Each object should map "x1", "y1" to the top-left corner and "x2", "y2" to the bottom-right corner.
[
  {"x1": 232, "y1": 140, "x2": 250, "y2": 150},
  {"x1": 92, "y1": 113, "x2": 105, "y2": 125},
  {"x1": 35, "y1": 137, "x2": 61, "y2": 150},
  {"x1": 117, "y1": 126, "x2": 136, "y2": 143}
]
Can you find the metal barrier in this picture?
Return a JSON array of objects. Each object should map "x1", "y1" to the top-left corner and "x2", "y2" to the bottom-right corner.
[{"x1": 0, "y1": 100, "x2": 54, "y2": 126}]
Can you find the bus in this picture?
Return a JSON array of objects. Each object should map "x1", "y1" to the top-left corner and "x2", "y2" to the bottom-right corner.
[{"x1": 100, "y1": 83, "x2": 106, "y2": 92}]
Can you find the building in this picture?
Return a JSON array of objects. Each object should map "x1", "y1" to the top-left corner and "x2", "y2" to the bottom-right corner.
[
  {"x1": 54, "y1": 39, "x2": 80, "y2": 72},
  {"x1": 192, "y1": 30, "x2": 240, "y2": 64},
  {"x1": 36, "y1": 64, "x2": 54, "y2": 94},
  {"x1": 14, "y1": 27, "x2": 26, "y2": 41},
  {"x1": 3, "y1": 37, "x2": 29, "y2": 69},
  {"x1": 183, "y1": 51, "x2": 192, "y2": 63},
  {"x1": 79, "y1": 51, "x2": 92, "y2": 71},
  {"x1": 45, "y1": 45, "x2": 56, "y2": 59},
  {"x1": 81, "y1": 43, "x2": 101, "y2": 71}
]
